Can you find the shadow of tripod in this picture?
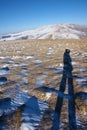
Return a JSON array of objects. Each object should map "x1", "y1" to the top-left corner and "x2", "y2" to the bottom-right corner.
[{"x1": 51, "y1": 49, "x2": 77, "y2": 130}]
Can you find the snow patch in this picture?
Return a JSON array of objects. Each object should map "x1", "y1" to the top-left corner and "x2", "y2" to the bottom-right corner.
[
  {"x1": 20, "y1": 96, "x2": 48, "y2": 130},
  {"x1": 36, "y1": 78, "x2": 45, "y2": 87},
  {"x1": 0, "y1": 86, "x2": 29, "y2": 116},
  {"x1": 46, "y1": 92, "x2": 52, "y2": 100},
  {"x1": 47, "y1": 48, "x2": 55, "y2": 55},
  {"x1": 0, "y1": 67, "x2": 9, "y2": 76},
  {"x1": 26, "y1": 56, "x2": 34, "y2": 59}
]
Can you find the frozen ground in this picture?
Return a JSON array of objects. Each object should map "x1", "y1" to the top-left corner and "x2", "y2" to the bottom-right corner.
[{"x1": 0, "y1": 39, "x2": 87, "y2": 130}]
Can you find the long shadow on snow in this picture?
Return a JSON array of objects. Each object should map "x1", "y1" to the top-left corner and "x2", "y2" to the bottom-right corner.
[
  {"x1": 36, "y1": 49, "x2": 79, "y2": 130},
  {"x1": 51, "y1": 49, "x2": 77, "y2": 130}
]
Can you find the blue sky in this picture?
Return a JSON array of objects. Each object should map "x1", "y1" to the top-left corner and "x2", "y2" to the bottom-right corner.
[{"x1": 0, "y1": 0, "x2": 87, "y2": 34}]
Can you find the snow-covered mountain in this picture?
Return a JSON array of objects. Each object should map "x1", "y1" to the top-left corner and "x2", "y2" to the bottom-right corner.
[{"x1": 0, "y1": 24, "x2": 87, "y2": 41}]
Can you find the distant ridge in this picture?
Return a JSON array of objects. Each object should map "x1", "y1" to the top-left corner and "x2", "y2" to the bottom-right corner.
[{"x1": 0, "y1": 24, "x2": 87, "y2": 41}]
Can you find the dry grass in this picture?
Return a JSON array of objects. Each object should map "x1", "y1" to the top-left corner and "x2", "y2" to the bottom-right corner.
[{"x1": 0, "y1": 39, "x2": 87, "y2": 129}]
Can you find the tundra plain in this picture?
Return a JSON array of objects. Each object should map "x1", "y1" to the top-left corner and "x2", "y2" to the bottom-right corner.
[{"x1": 0, "y1": 39, "x2": 87, "y2": 130}]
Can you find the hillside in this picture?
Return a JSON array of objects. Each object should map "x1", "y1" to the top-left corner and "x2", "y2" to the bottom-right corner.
[{"x1": 0, "y1": 24, "x2": 87, "y2": 41}]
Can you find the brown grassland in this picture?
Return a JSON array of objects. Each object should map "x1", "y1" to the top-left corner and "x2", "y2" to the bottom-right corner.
[{"x1": 0, "y1": 39, "x2": 87, "y2": 130}]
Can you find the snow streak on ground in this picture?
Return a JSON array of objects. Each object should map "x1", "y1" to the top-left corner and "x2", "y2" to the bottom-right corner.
[
  {"x1": 20, "y1": 97, "x2": 48, "y2": 130},
  {"x1": 0, "y1": 86, "x2": 48, "y2": 130},
  {"x1": 0, "y1": 86, "x2": 29, "y2": 116}
]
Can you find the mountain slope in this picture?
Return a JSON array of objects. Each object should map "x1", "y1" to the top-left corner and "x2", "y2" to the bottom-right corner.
[{"x1": 0, "y1": 24, "x2": 87, "y2": 41}]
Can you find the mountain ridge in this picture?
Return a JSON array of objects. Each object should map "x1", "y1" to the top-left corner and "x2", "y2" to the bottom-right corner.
[{"x1": 0, "y1": 23, "x2": 87, "y2": 41}]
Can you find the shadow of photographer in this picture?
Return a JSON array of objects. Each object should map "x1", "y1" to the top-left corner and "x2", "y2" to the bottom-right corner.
[{"x1": 51, "y1": 49, "x2": 77, "y2": 130}]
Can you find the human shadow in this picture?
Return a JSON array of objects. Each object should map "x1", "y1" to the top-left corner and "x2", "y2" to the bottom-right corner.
[{"x1": 51, "y1": 49, "x2": 77, "y2": 130}]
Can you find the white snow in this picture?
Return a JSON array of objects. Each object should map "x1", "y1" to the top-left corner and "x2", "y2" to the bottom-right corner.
[
  {"x1": 0, "y1": 56, "x2": 9, "y2": 59},
  {"x1": 13, "y1": 63, "x2": 29, "y2": 67},
  {"x1": 0, "y1": 70, "x2": 9, "y2": 76},
  {"x1": 76, "y1": 77, "x2": 87, "y2": 86},
  {"x1": 46, "y1": 92, "x2": 52, "y2": 100},
  {"x1": 76, "y1": 78, "x2": 87, "y2": 83},
  {"x1": 34, "y1": 60, "x2": 42, "y2": 64},
  {"x1": 0, "y1": 68, "x2": 9, "y2": 76},
  {"x1": 54, "y1": 67, "x2": 63, "y2": 74},
  {"x1": 47, "y1": 48, "x2": 55, "y2": 55},
  {"x1": 20, "y1": 96, "x2": 48, "y2": 130},
  {"x1": 72, "y1": 62, "x2": 77, "y2": 65},
  {"x1": 0, "y1": 86, "x2": 29, "y2": 116},
  {"x1": 36, "y1": 78, "x2": 45, "y2": 87},
  {"x1": 26, "y1": 56, "x2": 34, "y2": 59},
  {"x1": 1, "y1": 24, "x2": 87, "y2": 41},
  {"x1": 0, "y1": 85, "x2": 48, "y2": 128},
  {"x1": 20, "y1": 123, "x2": 34, "y2": 130},
  {"x1": 12, "y1": 56, "x2": 22, "y2": 59},
  {"x1": 60, "y1": 63, "x2": 63, "y2": 67}
]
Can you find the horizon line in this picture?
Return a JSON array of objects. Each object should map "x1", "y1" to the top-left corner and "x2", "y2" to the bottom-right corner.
[{"x1": 0, "y1": 22, "x2": 87, "y2": 36}]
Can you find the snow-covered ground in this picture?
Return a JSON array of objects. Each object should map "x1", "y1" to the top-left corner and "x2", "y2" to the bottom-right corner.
[
  {"x1": 0, "y1": 86, "x2": 48, "y2": 130},
  {"x1": 20, "y1": 96, "x2": 48, "y2": 130}
]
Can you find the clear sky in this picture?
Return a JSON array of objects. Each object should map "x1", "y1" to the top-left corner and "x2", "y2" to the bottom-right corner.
[{"x1": 0, "y1": 0, "x2": 87, "y2": 34}]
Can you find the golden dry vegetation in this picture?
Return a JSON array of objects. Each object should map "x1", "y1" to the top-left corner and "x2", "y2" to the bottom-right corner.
[{"x1": 0, "y1": 39, "x2": 87, "y2": 130}]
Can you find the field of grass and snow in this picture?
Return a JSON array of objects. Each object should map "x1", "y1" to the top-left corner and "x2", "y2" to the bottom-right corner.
[{"x1": 0, "y1": 39, "x2": 87, "y2": 130}]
